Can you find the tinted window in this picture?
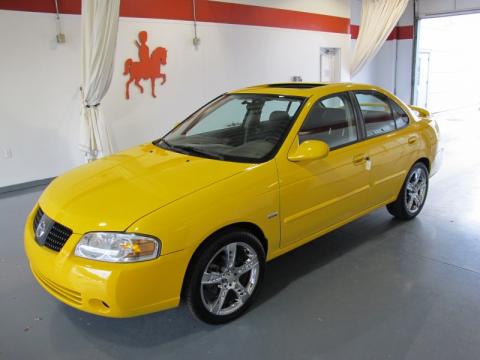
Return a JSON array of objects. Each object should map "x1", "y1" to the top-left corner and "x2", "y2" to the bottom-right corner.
[
  {"x1": 299, "y1": 93, "x2": 358, "y2": 149},
  {"x1": 391, "y1": 101, "x2": 409, "y2": 129},
  {"x1": 355, "y1": 92, "x2": 396, "y2": 138}
]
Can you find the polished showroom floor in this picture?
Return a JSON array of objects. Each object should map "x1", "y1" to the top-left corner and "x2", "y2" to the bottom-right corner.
[{"x1": 1, "y1": 109, "x2": 479, "y2": 360}]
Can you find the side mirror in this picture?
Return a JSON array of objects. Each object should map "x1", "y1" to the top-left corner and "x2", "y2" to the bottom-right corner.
[{"x1": 288, "y1": 140, "x2": 329, "y2": 162}]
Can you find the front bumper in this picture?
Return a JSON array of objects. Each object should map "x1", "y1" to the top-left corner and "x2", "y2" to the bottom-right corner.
[{"x1": 24, "y1": 206, "x2": 190, "y2": 318}]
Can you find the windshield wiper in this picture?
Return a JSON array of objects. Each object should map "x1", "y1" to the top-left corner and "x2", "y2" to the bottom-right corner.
[
  {"x1": 173, "y1": 145, "x2": 224, "y2": 160},
  {"x1": 156, "y1": 138, "x2": 173, "y2": 148},
  {"x1": 156, "y1": 139, "x2": 224, "y2": 160}
]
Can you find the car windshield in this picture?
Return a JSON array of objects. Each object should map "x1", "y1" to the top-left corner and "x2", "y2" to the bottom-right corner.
[{"x1": 156, "y1": 94, "x2": 305, "y2": 163}]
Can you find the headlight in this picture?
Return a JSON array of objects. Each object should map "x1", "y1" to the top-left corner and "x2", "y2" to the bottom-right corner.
[{"x1": 75, "y1": 232, "x2": 160, "y2": 263}]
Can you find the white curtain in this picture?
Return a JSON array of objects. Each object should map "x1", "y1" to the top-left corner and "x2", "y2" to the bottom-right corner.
[
  {"x1": 351, "y1": 0, "x2": 409, "y2": 77},
  {"x1": 79, "y1": 0, "x2": 120, "y2": 162}
]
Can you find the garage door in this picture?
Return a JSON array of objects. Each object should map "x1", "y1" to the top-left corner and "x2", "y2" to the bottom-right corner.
[{"x1": 418, "y1": 0, "x2": 480, "y2": 17}]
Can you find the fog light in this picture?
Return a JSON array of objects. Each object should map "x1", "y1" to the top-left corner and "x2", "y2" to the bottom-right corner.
[{"x1": 89, "y1": 298, "x2": 110, "y2": 312}]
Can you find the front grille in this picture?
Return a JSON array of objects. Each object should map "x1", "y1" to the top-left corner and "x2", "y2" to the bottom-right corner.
[
  {"x1": 45, "y1": 222, "x2": 73, "y2": 252},
  {"x1": 33, "y1": 207, "x2": 44, "y2": 230},
  {"x1": 33, "y1": 207, "x2": 73, "y2": 252}
]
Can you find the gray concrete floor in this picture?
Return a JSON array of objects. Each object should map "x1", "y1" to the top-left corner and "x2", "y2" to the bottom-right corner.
[{"x1": 1, "y1": 108, "x2": 479, "y2": 360}]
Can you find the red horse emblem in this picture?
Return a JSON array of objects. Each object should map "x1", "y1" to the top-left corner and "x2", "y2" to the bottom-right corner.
[{"x1": 123, "y1": 31, "x2": 167, "y2": 99}]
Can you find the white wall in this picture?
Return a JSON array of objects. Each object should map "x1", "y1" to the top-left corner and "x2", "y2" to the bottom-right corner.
[
  {"x1": 351, "y1": 0, "x2": 414, "y2": 103},
  {"x1": 0, "y1": 0, "x2": 419, "y2": 187},
  {"x1": 395, "y1": 39, "x2": 413, "y2": 103},
  {"x1": 0, "y1": 9, "x2": 352, "y2": 187},
  {"x1": 0, "y1": 11, "x2": 82, "y2": 187},
  {"x1": 350, "y1": 0, "x2": 362, "y2": 24},
  {"x1": 352, "y1": 40, "x2": 413, "y2": 104},
  {"x1": 109, "y1": 17, "x2": 352, "y2": 152}
]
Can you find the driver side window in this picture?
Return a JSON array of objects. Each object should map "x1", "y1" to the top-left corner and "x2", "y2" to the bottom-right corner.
[{"x1": 299, "y1": 93, "x2": 358, "y2": 149}]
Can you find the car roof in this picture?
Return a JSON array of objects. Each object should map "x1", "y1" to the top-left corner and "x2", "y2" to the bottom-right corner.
[{"x1": 230, "y1": 82, "x2": 390, "y2": 98}]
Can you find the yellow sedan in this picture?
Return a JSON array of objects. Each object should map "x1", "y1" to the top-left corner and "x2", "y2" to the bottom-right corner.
[{"x1": 25, "y1": 83, "x2": 442, "y2": 324}]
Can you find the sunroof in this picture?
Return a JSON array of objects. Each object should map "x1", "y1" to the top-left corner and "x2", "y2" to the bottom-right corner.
[{"x1": 267, "y1": 83, "x2": 325, "y2": 89}]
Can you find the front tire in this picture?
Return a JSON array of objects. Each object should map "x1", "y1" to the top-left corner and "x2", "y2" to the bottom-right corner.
[
  {"x1": 184, "y1": 230, "x2": 265, "y2": 324},
  {"x1": 387, "y1": 162, "x2": 429, "y2": 220}
]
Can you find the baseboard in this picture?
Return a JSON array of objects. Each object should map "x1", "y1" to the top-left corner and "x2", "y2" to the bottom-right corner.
[{"x1": 0, "y1": 177, "x2": 54, "y2": 195}]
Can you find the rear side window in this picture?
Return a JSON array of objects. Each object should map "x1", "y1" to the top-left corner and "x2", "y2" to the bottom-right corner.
[
  {"x1": 390, "y1": 101, "x2": 409, "y2": 129},
  {"x1": 354, "y1": 92, "x2": 396, "y2": 138},
  {"x1": 260, "y1": 99, "x2": 301, "y2": 122},
  {"x1": 299, "y1": 93, "x2": 358, "y2": 149}
]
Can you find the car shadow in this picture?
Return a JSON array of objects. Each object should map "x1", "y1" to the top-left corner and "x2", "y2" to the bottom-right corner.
[
  {"x1": 51, "y1": 210, "x2": 405, "y2": 353},
  {"x1": 254, "y1": 211, "x2": 404, "y2": 308}
]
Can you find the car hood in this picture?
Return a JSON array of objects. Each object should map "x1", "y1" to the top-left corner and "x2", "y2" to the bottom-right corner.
[{"x1": 39, "y1": 143, "x2": 252, "y2": 234}]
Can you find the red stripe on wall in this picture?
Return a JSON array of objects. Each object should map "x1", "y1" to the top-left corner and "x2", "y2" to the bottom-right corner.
[
  {"x1": 350, "y1": 24, "x2": 413, "y2": 40},
  {"x1": 120, "y1": 0, "x2": 197, "y2": 21},
  {"x1": 350, "y1": 24, "x2": 360, "y2": 39},
  {"x1": 0, "y1": 0, "x2": 350, "y2": 34},
  {"x1": 197, "y1": 1, "x2": 350, "y2": 33},
  {"x1": 0, "y1": 0, "x2": 80, "y2": 14},
  {"x1": 396, "y1": 25, "x2": 414, "y2": 40}
]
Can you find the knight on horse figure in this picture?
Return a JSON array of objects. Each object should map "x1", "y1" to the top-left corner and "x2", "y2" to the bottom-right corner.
[{"x1": 123, "y1": 31, "x2": 167, "y2": 99}]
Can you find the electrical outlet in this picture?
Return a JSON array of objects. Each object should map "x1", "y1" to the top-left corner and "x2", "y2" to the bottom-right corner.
[
  {"x1": 3, "y1": 148, "x2": 12, "y2": 159},
  {"x1": 56, "y1": 33, "x2": 66, "y2": 44}
]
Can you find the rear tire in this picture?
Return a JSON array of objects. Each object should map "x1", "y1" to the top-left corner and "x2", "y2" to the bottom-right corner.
[
  {"x1": 387, "y1": 162, "x2": 429, "y2": 220},
  {"x1": 184, "y1": 230, "x2": 265, "y2": 324}
]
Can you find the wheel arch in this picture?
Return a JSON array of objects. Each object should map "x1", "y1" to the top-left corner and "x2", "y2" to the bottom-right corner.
[
  {"x1": 416, "y1": 157, "x2": 431, "y2": 172},
  {"x1": 180, "y1": 222, "x2": 268, "y2": 299}
]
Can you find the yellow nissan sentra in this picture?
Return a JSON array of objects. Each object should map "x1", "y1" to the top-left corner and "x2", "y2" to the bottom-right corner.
[{"x1": 25, "y1": 83, "x2": 441, "y2": 324}]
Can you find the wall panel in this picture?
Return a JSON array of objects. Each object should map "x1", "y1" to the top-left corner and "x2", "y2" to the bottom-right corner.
[{"x1": 0, "y1": 10, "x2": 351, "y2": 187}]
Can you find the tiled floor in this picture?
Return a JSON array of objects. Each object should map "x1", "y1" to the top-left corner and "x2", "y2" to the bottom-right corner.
[{"x1": 1, "y1": 108, "x2": 479, "y2": 360}]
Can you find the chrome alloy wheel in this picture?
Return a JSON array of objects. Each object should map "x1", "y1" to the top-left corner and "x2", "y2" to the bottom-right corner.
[
  {"x1": 404, "y1": 167, "x2": 427, "y2": 213},
  {"x1": 200, "y1": 242, "x2": 260, "y2": 316}
]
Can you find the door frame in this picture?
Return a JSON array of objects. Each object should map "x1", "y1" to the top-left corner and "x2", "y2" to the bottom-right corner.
[{"x1": 320, "y1": 47, "x2": 341, "y2": 82}]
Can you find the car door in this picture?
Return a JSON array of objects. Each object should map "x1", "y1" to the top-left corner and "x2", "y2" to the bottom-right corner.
[
  {"x1": 352, "y1": 91, "x2": 416, "y2": 207},
  {"x1": 276, "y1": 92, "x2": 372, "y2": 248}
]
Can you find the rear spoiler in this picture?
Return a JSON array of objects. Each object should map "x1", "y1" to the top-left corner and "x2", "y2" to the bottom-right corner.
[{"x1": 408, "y1": 105, "x2": 431, "y2": 118}]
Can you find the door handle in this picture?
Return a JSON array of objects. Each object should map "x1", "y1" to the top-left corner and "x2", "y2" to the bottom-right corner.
[
  {"x1": 408, "y1": 136, "x2": 418, "y2": 145},
  {"x1": 353, "y1": 154, "x2": 369, "y2": 165}
]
